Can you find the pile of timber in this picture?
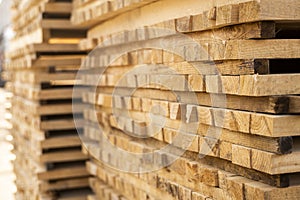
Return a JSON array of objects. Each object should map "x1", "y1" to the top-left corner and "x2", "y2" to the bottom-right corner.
[
  {"x1": 3, "y1": 0, "x2": 92, "y2": 199},
  {"x1": 71, "y1": 0, "x2": 300, "y2": 199},
  {"x1": 1, "y1": 89, "x2": 13, "y2": 131}
]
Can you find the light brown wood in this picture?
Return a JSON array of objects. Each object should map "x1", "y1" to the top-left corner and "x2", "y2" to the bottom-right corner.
[
  {"x1": 40, "y1": 150, "x2": 88, "y2": 163},
  {"x1": 8, "y1": 43, "x2": 81, "y2": 60},
  {"x1": 38, "y1": 166, "x2": 89, "y2": 180},
  {"x1": 239, "y1": 0, "x2": 300, "y2": 23},
  {"x1": 92, "y1": 86, "x2": 295, "y2": 114},
  {"x1": 244, "y1": 181, "x2": 300, "y2": 200},
  {"x1": 250, "y1": 113, "x2": 300, "y2": 137},
  {"x1": 232, "y1": 144, "x2": 252, "y2": 168},
  {"x1": 72, "y1": 0, "x2": 158, "y2": 28},
  {"x1": 225, "y1": 176, "x2": 252, "y2": 200},
  {"x1": 216, "y1": 4, "x2": 239, "y2": 26},
  {"x1": 41, "y1": 136, "x2": 82, "y2": 149},
  {"x1": 44, "y1": 2, "x2": 72, "y2": 14},
  {"x1": 40, "y1": 177, "x2": 89, "y2": 191},
  {"x1": 85, "y1": 94, "x2": 300, "y2": 137},
  {"x1": 9, "y1": 0, "x2": 300, "y2": 199},
  {"x1": 87, "y1": 0, "x2": 299, "y2": 39},
  {"x1": 41, "y1": 119, "x2": 83, "y2": 131},
  {"x1": 206, "y1": 74, "x2": 300, "y2": 96},
  {"x1": 251, "y1": 149, "x2": 300, "y2": 175}
]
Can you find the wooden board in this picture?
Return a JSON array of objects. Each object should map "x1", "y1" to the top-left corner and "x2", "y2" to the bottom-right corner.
[
  {"x1": 87, "y1": 0, "x2": 300, "y2": 39},
  {"x1": 38, "y1": 165, "x2": 89, "y2": 180},
  {"x1": 39, "y1": 150, "x2": 88, "y2": 163},
  {"x1": 40, "y1": 178, "x2": 90, "y2": 191},
  {"x1": 71, "y1": 0, "x2": 158, "y2": 27}
]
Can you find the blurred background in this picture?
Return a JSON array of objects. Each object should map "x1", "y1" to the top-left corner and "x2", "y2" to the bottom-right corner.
[{"x1": 0, "y1": 0, "x2": 16, "y2": 199}]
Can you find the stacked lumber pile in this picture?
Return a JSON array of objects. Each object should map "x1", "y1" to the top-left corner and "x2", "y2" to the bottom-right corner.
[
  {"x1": 73, "y1": 0, "x2": 300, "y2": 199},
  {"x1": 4, "y1": 0, "x2": 92, "y2": 199},
  {"x1": 1, "y1": 89, "x2": 13, "y2": 132}
]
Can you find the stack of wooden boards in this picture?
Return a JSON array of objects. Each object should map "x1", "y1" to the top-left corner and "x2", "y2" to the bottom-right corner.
[
  {"x1": 71, "y1": 0, "x2": 300, "y2": 199},
  {"x1": 0, "y1": 89, "x2": 13, "y2": 132},
  {"x1": 4, "y1": 0, "x2": 92, "y2": 199}
]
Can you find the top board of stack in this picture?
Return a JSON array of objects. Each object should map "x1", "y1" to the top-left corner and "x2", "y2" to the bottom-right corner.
[
  {"x1": 4, "y1": 0, "x2": 93, "y2": 199},
  {"x1": 69, "y1": 0, "x2": 300, "y2": 199}
]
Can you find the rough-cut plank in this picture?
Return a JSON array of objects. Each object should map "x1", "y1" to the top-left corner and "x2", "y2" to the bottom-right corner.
[
  {"x1": 44, "y1": 2, "x2": 72, "y2": 14},
  {"x1": 239, "y1": 0, "x2": 300, "y2": 23},
  {"x1": 239, "y1": 74, "x2": 300, "y2": 96},
  {"x1": 206, "y1": 74, "x2": 300, "y2": 96},
  {"x1": 244, "y1": 181, "x2": 300, "y2": 200},
  {"x1": 225, "y1": 176, "x2": 253, "y2": 200},
  {"x1": 220, "y1": 39, "x2": 300, "y2": 60},
  {"x1": 289, "y1": 96, "x2": 300, "y2": 113},
  {"x1": 37, "y1": 104, "x2": 85, "y2": 115},
  {"x1": 251, "y1": 149, "x2": 300, "y2": 175},
  {"x1": 38, "y1": 166, "x2": 89, "y2": 180},
  {"x1": 41, "y1": 119, "x2": 83, "y2": 131},
  {"x1": 40, "y1": 178, "x2": 89, "y2": 191},
  {"x1": 216, "y1": 4, "x2": 239, "y2": 26},
  {"x1": 41, "y1": 136, "x2": 82, "y2": 149},
  {"x1": 14, "y1": 72, "x2": 77, "y2": 84},
  {"x1": 8, "y1": 43, "x2": 82, "y2": 60},
  {"x1": 250, "y1": 113, "x2": 300, "y2": 137},
  {"x1": 232, "y1": 144, "x2": 252, "y2": 168},
  {"x1": 39, "y1": 150, "x2": 88, "y2": 163},
  {"x1": 41, "y1": 19, "x2": 84, "y2": 29},
  {"x1": 71, "y1": 0, "x2": 159, "y2": 27}
]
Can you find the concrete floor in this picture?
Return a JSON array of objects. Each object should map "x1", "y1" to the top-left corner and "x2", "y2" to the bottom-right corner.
[{"x1": 0, "y1": 89, "x2": 16, "y2": 200}]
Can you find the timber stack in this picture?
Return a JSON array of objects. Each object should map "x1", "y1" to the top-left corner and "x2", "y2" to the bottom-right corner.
[
  {"x1": 71, "y1": 0, "x2": 300, "y2": 199},
  {"x1": 4, "y1": 0, "x2": 92, "y2": 199}
]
